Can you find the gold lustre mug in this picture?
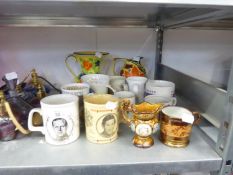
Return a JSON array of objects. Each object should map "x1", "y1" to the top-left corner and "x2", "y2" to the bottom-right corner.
[
  {"x1": 160, "y1": 106, "x2": 201, "y2": 148},
  {"x1": 84, "y1": 94, "x2": 119, "y2": 144}
]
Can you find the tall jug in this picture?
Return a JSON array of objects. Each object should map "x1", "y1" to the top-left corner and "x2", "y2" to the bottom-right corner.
[{"x1": 65, "y1": 51, "x2": 109, "y2": 82}]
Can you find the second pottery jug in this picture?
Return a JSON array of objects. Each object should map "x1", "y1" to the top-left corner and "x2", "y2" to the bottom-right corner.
[
  {"x1": 65, "y1": 51, "x2": 109, "y2": 82},
  {"x1": 113, "y1": 57, "x2": 146, "y2": 78}
]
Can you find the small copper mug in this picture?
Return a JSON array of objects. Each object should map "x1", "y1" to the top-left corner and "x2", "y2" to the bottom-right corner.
[{"x1": 160, "y1": 106, "x2": 201, "y2": 148}]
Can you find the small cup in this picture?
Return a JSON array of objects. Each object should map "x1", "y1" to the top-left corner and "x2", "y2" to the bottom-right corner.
[
  {"x1": 145, "y1": 80, "x2": 175, "y2": 98},
  {"x1": 144, "y1": 95, "x2": 177, "y2": 107},
  {"x1": 110, "y1": 76, "x2": 128, "y2": 92},
  {"x1": 81, "y1": 74, "x2": 115, "y2": 94},
  {"x1": 126, "y1": 76, "x2": 148, "y2": 103},
  {"x1": 61, "y1": 83, "x2": 90, "y2": 96},
  {"x1": 61, "y1": 83, "x2": 90, "y2": 127},
  {"x1": 114, "y1": 91, "x2": 135, "y2": 105},
  {"x1": 28, "y1": 94, "x2": 79, "y2": 146}
]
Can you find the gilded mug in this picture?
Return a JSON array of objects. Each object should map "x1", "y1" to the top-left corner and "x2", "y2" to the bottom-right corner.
[{"x1": 160, "y1": 106, "x2": 201, "y2": 148}]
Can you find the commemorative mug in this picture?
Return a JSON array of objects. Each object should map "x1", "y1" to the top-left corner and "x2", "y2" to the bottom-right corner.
[
  {"x1": 126, "y1": 76, "x2": 147, "y2": 103},
  {"x1": 84, "y1": 94, "x2": 119, "y2": 144},
  {"x1": 145, "y1": 80, "x2": 175, "y2": 97},
  {"x1": 81, "y1": 74, "x2": 115, "y2": 94},
  {"x1": 110, "y1": 76, "x2": 128, "y2": 92},
  {"x1": 28, "y1": 94, "x2": 79, "y2": 146}
]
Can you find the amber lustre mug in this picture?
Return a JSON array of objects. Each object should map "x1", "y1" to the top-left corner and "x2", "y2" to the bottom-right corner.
[{"x1": 160, "y1": 106, "x2": 201, "y2": 148}]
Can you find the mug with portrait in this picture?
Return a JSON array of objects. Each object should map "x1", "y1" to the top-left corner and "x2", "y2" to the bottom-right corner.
[
  {"x1": 28, "y1": 94, "x2": 80, "y2": 146},
  {"x1": 84, "y1": 94, "x2": 119, "y2": 144}
]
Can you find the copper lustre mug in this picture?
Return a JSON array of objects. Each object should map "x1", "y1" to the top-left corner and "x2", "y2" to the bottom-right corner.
[{"x1": 160, "y1": 106, "x2": 201, "y2": 148}]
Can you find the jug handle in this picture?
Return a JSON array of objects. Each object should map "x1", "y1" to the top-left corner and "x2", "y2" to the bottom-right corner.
[
  {"x1": 113, "y1": 58, "x2": 126, "y2": 75},
  {"x1": 120, "y1": 99, "x2": 132, "y2": 125},
  {"x1": 4, "y1": 101, "x2": 30, "y2": 135},
  {"x1": 65, "y1": 54, "x2": 80, "y2": 82},
  {"x1": 192, "y1": 112, "x2": 201, "y2": 125}
]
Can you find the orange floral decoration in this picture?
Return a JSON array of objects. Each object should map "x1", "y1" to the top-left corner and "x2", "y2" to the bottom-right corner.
[{"x1": 83, "y1": 61, "x2": 93, "y2": 71}]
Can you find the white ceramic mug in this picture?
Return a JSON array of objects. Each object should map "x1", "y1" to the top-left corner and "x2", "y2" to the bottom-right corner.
[
  {"x1": 110, "y1": 76, "x2": 128, "y2": 92},
  {"x1": 126, "y1": 76, "x2": 147, "y2": 103},
  {"x1": 84, "y1": 94, "x2": 119, "y2": 144},
  {"x1": 81, "y1": 74, "x2": 115, "y2": 94},
  {"x1": 28, "y1": 94, "x2": 79, "y2": 146},
  {"x1": 61, "y1": 83, "x2": 90, "y2": 127},
  {"x1": 144, "y1": 95, "x2": 177, "y2": 106},
  {"x1": 114, "y1": 91, "x2": 135, "y2": 105},
  {"x1": 145, "y1": 80, "x2": 175, "y2": 98},
  {"x1": 61, "y1": 83, "x2": 90, "y2": 96}
]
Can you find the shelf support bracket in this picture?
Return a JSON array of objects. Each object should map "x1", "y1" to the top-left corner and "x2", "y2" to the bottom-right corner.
[
  {"x1": 217, "y1": 60, "x2": 233, "y2": 175},
  {"x1": 154, "y1": 25, "x2": 164, "y2": 79}
]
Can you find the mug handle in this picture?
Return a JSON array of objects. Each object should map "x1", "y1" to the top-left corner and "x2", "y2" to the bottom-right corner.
[
  {"x1": 65, "y1": 54, "x2": 80, "y2": 83},
  {"x1": 90, "y1": 85, "x2": 116, "y2": 94},
  {"x1": 171, "y1": 97, "x2": 177, "y2": 105},
  {"x1": 106, "y1": 85, "x2": 116, "y2": 94},
  {"x1": 192, "y1": 112, "x2": 201, "y2": 125},
  {"x1": 4, "y1": 101, "x2": 30, "y2": 135},
  {"x1": 113, "y1": 58, "x2": 126, "y2": 75},
  {"x1": 121, "y1": 84, "x2": 129, "y2": 91},
  {"x1": 28, "y1": 108, "x2": 45, "y2": 134}
]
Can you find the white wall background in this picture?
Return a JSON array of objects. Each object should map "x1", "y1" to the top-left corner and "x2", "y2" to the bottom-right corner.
[
  {"x1": 0, "y1": 28, "x2": 233, "y2": 89},
  {"x1": 163, "y1": 29, "x2": 233, "y2": 89},
  {"x1": 0, "y1": 27, "x2": 156, "y2": 87}
]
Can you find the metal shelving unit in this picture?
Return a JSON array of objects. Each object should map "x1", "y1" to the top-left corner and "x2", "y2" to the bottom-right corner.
[{"x1": 0, "y1": 1, "x2": 233, "y2": 175}]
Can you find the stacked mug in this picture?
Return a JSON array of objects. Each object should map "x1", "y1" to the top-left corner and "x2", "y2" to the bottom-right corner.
[{"x1": 145, "y1": 80, "x2": 176, "y2": 106}]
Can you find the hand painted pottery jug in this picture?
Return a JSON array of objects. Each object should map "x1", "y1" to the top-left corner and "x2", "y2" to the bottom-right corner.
[
  {"x1": 65, "y1": 51, "x2": 109, "y2": 82},
  {"x1": 113, "y1": 57, "x2": 146, "y2": 78},
  {"x1": 121, "y1": 100, "x2": 163, "y2": 148}
]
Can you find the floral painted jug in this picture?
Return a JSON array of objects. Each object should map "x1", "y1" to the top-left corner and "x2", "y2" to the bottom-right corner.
[
  {"x1": 65, "y1": 51, "x2": 109, "y2": 82},
  {"x1": 113, "y1": 57, "x2": 146, "y2": 78}
]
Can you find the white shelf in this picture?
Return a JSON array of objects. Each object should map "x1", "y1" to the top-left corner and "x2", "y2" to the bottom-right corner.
[{"x1": 0, "y1": 125, "x2": 222, "y2": 175}]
